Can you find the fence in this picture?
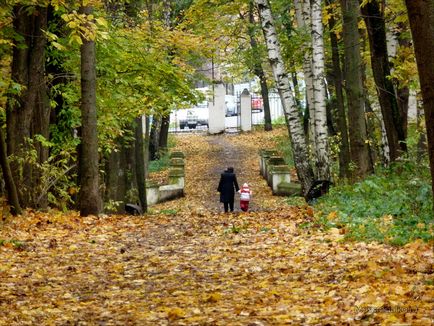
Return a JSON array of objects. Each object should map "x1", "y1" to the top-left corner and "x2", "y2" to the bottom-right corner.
[
  {"x1": 168, "y1": 91, "x2": 285, "y2": 133},
  {"x1": 250, "y1": 92, "x2": 284, "y2": 125}
]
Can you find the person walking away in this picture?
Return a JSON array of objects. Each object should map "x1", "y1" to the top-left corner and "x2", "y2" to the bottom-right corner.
[
  {"x1": 239, "y1": 183, "x2": 252, "y2": 212},
  {"x1": 217, "y1": 167, "x2": 239, "y2": 212}
]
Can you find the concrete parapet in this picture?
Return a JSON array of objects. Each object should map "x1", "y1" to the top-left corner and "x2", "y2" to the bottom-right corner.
[
  {"x1": 259, "y1": 149, "x2": 302, "y2": 197},
  {"x1": 169, "y1": 157, "x2": 185, "y2": 168},
  {"x1": 265, "y1": 156, "x2": 286, "y2": 185},
  {"x1": 259, "y1": 149, "x2": 279, "y2": 177},
  {"x1": 276, "y1": 182, "x2": 302, "y2": 196},
  {"x1": 146, "y1": 151, "x2": 185, "y2": 206},
  {"x1": 168, "y1": 168, "x2": 185, "y2": 187},
  {"x1": 159, "y1": 184, "x2": 184, "y2": 202},
  {"x1": 269, "y1": 165, "x2": 291, "y2": 194},
  {"x1": 170, "y1": 151, "x2": 185, "y2": 159},
  {"x1": 146, "y1": 183, "x2": 160, "y2": 206}
]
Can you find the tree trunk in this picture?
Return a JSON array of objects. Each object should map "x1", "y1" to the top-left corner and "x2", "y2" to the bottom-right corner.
[
  {"x1": 340, "y1": 0, "x2": 373, "y2": 179},
  {"x1": 79, "y1": 5, "x2": 101, "y2": 216},
  {"x1": 0, "y1": 128, "x2": 22, "y2": 215},
  {"x1": 395, "y1": 26, "x2": 411, "y2": 139},
  {"x1": 149, "y1": 115, "x2": 161, "y2": 160},
  {"x1": 416, "y1": 100, "x2": 427, "y2": 164},
  {"x1": 360, "y1": 0, "x2": 406, "y2": 161},
  {"x1": 135, "y1": 116, "x2": 147, "y2": 213},
  {"x1": 144, "y1": 116, "x2": 151, "y2": 178},
  {"x1": 158, "y1": 114, "x2": 170, "y2": 153},
  {"x1": 259, "y1": 74, "x2": 273, "y2": 131},
  {"x1": 294, "y1": 0, "x2": 316, "y2": 150},
  {"x1": 6, "y1": 5, "x2": 49, "y2": 208},
  {"x1": 310, "y1": 0, "x2": 330, "y2": 180},
  {"x1": 405, "y1": 0, "x2": 434, "y2": 210},
  {"x1": 326, "y1": 0, "x2": 350, "y2": 178},
  {"x1": 248, "y1": 1, "x2": 272, "y2": 131},
  {"x1": 104, "y1": 141, "x2": 129, "y2": 213},
  {"x1": 291, "y1": 68, "x2": 303, "y2": 110},
  {"x1": 255, "y1": 0, "x2": 315, "y2": 197}
]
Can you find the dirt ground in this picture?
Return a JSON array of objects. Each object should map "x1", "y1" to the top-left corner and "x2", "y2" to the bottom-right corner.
[{"x1": 153, "y1": 128, "x2": 289, "y2": 214}]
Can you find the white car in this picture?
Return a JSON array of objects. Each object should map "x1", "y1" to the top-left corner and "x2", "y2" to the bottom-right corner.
[{"x1": 177, "y1": 108, "x2": 209, "y2": 129}]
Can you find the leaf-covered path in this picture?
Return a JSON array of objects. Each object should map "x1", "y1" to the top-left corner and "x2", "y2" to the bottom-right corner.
[{"x1": 0, "y1": 129, "x2": 433, "y2": 325}]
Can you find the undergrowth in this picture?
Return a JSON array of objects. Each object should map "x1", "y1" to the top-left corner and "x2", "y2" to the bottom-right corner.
[
  {"x1": 313, "y1": 160, "x2": 433, "y2": 245},
  {"x1": 148, "y1": 134, "x2": 176, "y2": 173}
]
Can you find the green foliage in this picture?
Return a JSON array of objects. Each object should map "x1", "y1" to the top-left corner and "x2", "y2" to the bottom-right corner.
[
  {"x1": 95, "y1": 20, "x2": 205, "y2": 154},
  {"x1": 274, "y1": 133, "x2": 294, "y2": 167},
  {"x1": 285, "y1": 196, "x2": 306, "y2": 206},
  {"x1": 224, "y1": 222, "x2": 249, "y2": 234},
  {"x1": 160, "y1": 209, "x2": 178, "y2": 216},
  {"x1": 16, "y1": 136, "x2": 78, "y2": 210},
  {"x1": 313, "y1": 160, "x2": 433, "y2": 245},
  {"x1": 104, "y1": 200, "x2": 123, "y2": 213},
  {"x1": 271, "y1": 116, "x2": 287, "y2": 125},
  {"x1": 149, "y1": 154, "x2": 170, "y2": 173},
  {"x1": 149, "y1": 134, "x2": 176, "y2": 173},
  {"x1": 0, "y1": 239, "x2": 25, "y2": 249}
]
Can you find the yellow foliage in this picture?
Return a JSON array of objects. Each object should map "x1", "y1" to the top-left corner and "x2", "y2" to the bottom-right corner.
[{"x1": 0, "y1": 130, "x2": 432, "y2": 324}]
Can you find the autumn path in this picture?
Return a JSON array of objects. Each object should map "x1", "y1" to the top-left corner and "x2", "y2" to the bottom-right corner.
[
  {"x1": 153, "y1": 130, "x2": 287, "y2": 214},
  {"x1": 0, "y1": 130, "x2": 432, "y2": 325}
]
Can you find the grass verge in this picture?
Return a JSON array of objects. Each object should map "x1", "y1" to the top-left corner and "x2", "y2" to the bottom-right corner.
[{"x1": 312, "y1": 160, "x2": 433, "y2": 245}]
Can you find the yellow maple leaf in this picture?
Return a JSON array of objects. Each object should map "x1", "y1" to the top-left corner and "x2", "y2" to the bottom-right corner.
[
  {"x1": 327, "y1": 211, "x2": 338, "y2": 221},
  {"x1": 167, "y1": 307, "x2": 185, "y2": 321},
  {"x1": 205, "y1": 292, "x2": 222, "y2": 303}
]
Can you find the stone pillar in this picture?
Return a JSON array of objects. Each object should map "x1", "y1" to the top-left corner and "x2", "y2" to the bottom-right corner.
[
  {"x1": 259, "y1": 149, "x2": 278, "y2": 177},
  {"x1": 265, "y1": 156, "x2": 286, "y2": 186},
  {"x1": 168, "y1": 168, "x2": 185, "y2": 188},
  {"x1": 208, "y1": 83, "x2": 226, "y2": 134},
  {"x1": 170, "y1": 151, "x2": 185, "y2": 159},
  {"x1": 146, "y1": 182, "x2": 160, "y2": 205},
  {"x1": 270, "y1": 165, "x2": 291, "y2": 195},
  {"x1": 240, "y1": 88, "x2": 252, "y2": 132}
]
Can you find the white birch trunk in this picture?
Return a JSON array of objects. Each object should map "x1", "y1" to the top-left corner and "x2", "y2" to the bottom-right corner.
[
  {"x1": 254, "y1": 0, "x2": 314, "y2": 195},
  {"x1": 380, "y1": 114, "x2": 391, "y2": 166},
  {"x1": 310, "y1": 0, "x2": 330, "y2": 180},
  {"x1": 294, "y1": 0, "x2": 316, "y2": 150}
]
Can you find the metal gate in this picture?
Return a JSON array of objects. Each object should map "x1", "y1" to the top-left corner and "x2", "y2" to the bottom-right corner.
[
  {"x1": 251, "y1": 92, "x2": 284, "y2": 126},
  {"x1": 224, "y1": 92, "x2": 241, "y2": 133}
]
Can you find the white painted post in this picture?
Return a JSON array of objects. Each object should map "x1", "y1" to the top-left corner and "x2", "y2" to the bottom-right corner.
[
  {"x1": 208, "y1": 83, "x2": 226, "y2": 134},
  {"x1": 240, "y1": 88, "x2": 252, "y2": 132}
]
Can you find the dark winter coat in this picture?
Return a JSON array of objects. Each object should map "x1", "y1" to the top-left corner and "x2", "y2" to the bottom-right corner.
[{"x1": 217, "y1": 171, "x2": 239, "y2": 203}]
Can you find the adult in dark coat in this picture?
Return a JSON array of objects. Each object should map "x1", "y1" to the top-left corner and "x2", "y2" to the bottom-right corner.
[{"x1": 217, "y1": 167, "x2": 240, "y2": 212}]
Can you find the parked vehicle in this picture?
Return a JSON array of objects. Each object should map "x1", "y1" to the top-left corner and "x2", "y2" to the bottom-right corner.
[
  {"x1": 225, "y1": 95, "x2": 238, "y2": 116},
  {"x1": 251, "y1": 96, "x2": 263, "y2": 112},
  {"x1": 179, "y1": 108, "x2": 208, "y2": 129}
]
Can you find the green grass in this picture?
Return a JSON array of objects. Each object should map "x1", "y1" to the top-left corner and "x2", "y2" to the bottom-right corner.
[
  {"x1": 148, "y1": 134, "x2": 177, "y2": 173},
  {"x1": 0, "y1": 239, "x2": 26, "y2": 249},
  {"x1": 313, "y1": 160, "x2": 433, "y2": 245},
  {"x1": 160, "y1": 209, "x2": 178, "y2": 215},
  {"x1": 149, "y1": 154, "x2": 170, "y2": 173},
  {"x1": 273, "y1": 133, "x2": 294, "y2": 167}
]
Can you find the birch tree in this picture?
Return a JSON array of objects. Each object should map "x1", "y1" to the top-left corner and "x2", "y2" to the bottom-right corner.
[
  {"x1": 254, "y1": 0, "x2": 315, "y2": 196},
  {"x1": 294, "y1": 0, "x2": 330, "y2": 181},
  {"x1": 294, "y1": 0, "x2": 315, "y2": 143},
  {"x1": 310, "y1": 0, "x2": 330, "y2": 180}
]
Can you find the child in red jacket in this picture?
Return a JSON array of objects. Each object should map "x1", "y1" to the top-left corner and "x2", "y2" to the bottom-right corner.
[{"x1": 239, "y1": 183, "x2": 252, "y2": 212}]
